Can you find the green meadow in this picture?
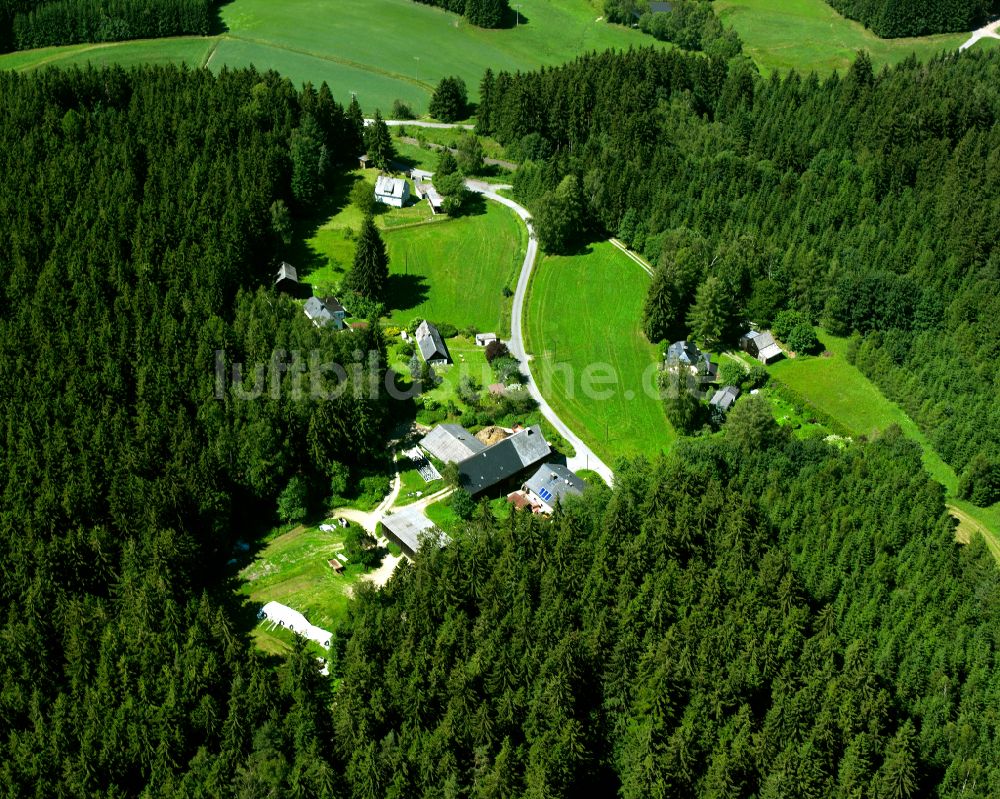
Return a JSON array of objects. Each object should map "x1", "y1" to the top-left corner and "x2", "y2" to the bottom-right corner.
[
  {"x1": 715, "y1": 0, "x2": 966, "y2": 74},
  {"x1": 525, "y1": 241, "x2": 674, "y2": 464}
]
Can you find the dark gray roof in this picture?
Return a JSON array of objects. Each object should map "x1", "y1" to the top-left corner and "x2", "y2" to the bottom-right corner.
[
  {"x1": 710, "y1": 385, "x2": 741, "y2": 411},
  {"x1": 303, "y1": 296, "x2": 335, "y2": 326},
  {"x1": 416, "y1": 320, "x2": 451, "y2": 363},
  {"x1": 667, "y1": 340, "x2": 701, "y2": 365},
  {"x1": 457, "y1": 425, "x2": 550, "y2": 495},
  {"x1": 322, "y1": 296, "x2": 346, "y2": 314},
  {"x1": 420, "y1": 424, "x2": 486, "y2": 464},
  {"x1": 276, "y1": 261, "x2": 298, "y2": 284},
  {"x1": 523, "y1": 464, "x2": 586, "y2": 506},
  {"x1": 649, "y1": 1, "x2": 673, "y2": 12}
]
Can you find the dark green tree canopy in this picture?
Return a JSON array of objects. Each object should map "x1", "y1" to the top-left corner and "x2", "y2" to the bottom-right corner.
[
  {"x1": 346, "y1": 213, "x2": 390, "y2": 303},
  {"x1": 429, "y1": 75, "x2": 469, "y2": 122}
]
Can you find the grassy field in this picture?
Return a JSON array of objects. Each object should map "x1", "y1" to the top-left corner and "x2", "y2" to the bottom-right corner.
[
  {"x1": 301, "y1": 174, "x2": 524, "y2": 332},
  {"x1": 715, "y1": 0, "x2": 966, "y2": 74},
  {"x1": 0, "y1": 0, "x2": 659, "y2": 112},
  {"x1": 525, "y1": 241, "x2": 674, "y2": 464},
  {"x1": 382, "y1": 204, "x2": 525, "y2": 335},
  {"x1": 0, "y1": 36, "x2": 216, "y2": 71}
]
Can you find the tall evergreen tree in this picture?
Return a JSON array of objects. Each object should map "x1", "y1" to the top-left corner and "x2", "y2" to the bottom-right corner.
[
  {"x1": 686, "y1": 276, "x2": 729, "y2": 350},
  {"x1": 346, "y1": 214, "x2": 390, "y2": 303},
  {"x1": 364, "y1": 109, "x2": 396, "y2": 171},
  {"x1": 429, "y1": 76, "x2": 468, "y2": 123}
]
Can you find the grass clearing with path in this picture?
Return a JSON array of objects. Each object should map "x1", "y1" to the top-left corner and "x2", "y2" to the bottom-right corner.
[
  {"x1": 765, "y1": 330, "x2": 1000, "y2": 557},
  {"x1": 525, "y1": 241, "x2": 674, "y2": 464},
  {"x1": 715, "y1": 0, "x2": 965, "y2": 74},
  {"x1": 239, "y1": 521, "x2": 383, "y2": 646}
]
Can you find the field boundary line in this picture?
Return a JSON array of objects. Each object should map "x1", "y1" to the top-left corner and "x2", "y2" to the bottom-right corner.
[
  {"x1": 221, "y1": 33, "x2": 436, "y2": 91},
  {"x1": 609, "y1": 237, "x2": 654, "y2": 276}
]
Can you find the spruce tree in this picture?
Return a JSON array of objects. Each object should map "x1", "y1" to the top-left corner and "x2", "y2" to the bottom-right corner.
[
  {"x1": 642, "y1": 264, "x2": 679, "y2": 343},
  {"x1": 346, "y1": 214, "x2": 390, "y2": 304},
  {"x1": 364, "y1": 109, "x2": 395, "y2": 171},
  {"x1": 429, "y1": 77, "x2": 468, "y2": 123},
  {"x1": 346, "y1": 94, "x2": 365, "y2": 155},
  {"x1": 686, "y1": 276, "x2": 729, "y2": 350}
]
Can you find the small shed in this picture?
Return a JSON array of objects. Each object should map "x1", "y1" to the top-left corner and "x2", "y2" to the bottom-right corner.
[
  {"x1": 742, "y1": 330, "x2": 783, "y2": 364},
  {"x1": 358, "y1": 154, "x2": 370, "y2": 169},
  {"x1": 709, "y1": 385, "x2": 741, "y2": 413},
  {"x1": 327, "y1": 558, "x2": 345, "y2": 574},
  {"x1": 475, "y1": 332, "x2": 498, "y2": 347},
  {"x1": 275, "y1": 261, "x2": 298, "y2": 292}
]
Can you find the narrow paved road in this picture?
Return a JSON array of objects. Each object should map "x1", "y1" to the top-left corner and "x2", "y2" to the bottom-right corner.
[
  {"x1": 465, "y1": 180, "x2": 615, "y2": 485},
  {"x1": 365, "y1": 118, "x2": 475, "y2": 130},
  {"x1": 959, "y1": 18, "x2": 1000, "y2": 50}
]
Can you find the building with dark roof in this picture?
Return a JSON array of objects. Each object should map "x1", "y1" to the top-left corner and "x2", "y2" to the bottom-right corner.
[
  {"x1": 416, "y1": 320, "x2": 452, "y2": 365},
  {"x1": 709, "y1": 385, "x2": 741, "y2": 413},
  {"x1": 457, "y1": 424, "x2": 550, "y2": 496},
  {"x1": 303, "y1": 296, "x2": 346, "y2": 330},
  {"x1": 667, "y1": 340, "x2": 701, "y2": 367},
  {"x1": 420, "y1": 424, "x2": 486, "y2": 464},
  {"x1": 522, "y1": 464, "x2": 586, "y2": 514}
]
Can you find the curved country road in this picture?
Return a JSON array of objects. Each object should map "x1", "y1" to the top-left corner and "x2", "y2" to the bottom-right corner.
[{"x1": 465, "y1": 179, "x2": 615, "y2": 486}]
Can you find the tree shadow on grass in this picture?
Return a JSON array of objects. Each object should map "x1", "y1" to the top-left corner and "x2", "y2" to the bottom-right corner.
[
  {"x1": 386, "y1": 273, "x2": 430, "y2": 313},
  {"x1": 208, "y1": 0, "x2": 235, "y2": 35},
  {"x1": 285, "y1": 173, "x2": 360, "y2": 281},
  {"x1": 454, "y1": 190, "x2": 487, "y2": 217}
]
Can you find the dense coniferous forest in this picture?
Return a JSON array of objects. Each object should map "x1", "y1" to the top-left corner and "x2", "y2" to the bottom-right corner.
[
  {"x1": 824, "y1": 0, "x2": 994, "y2": 38},
  {"x1": 477, "y1": 47, "x2": 1000, "y2": 504},
  {"x1": 333, "y1": 405, "x2": 1000, "y2": 797},
  {"x1": 0, "y1": 65, "x2": 390, "y2": 795},
  {"x1": 0, "y1": 0, "x2": 216, "y2": 51}
]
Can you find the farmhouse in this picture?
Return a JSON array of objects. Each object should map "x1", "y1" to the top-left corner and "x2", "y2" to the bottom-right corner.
[
  {"x1": 303, "y1": 296, "x2": 346, "y2": 329},
  {"x1": 709, "y1": 385, "x2": 741, "y2": 413},
  {"x1": 741, "y1": 330, "x2": 784, "y2": 365},
  {"x1": 420, "y1": 423, "x2": 486, "y2": 463},
  {"x1": 667, "y1": 340, "x2": 701, "y2": 367},
  {"x1": 475, "y1": 332, "x2": 498, "y2": 347},
  {"x1": 518, "y1": 463, "x2": 587, "y2": 515},
  {"x1": 374, "y1": 175, "x2": 410, "y2": 208},
  {"x1": 457, "y1": 424, "x2": 550, "y2": 496},
  {"x1": 380, "y1": 507, "x2": 447, "y2": 558},
  {"x1": 416, "y1": 320, "x2": 452, "y2": 365},
  {"x1": 275, "y1": 261, "x2": 298, "y2": 292}
]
